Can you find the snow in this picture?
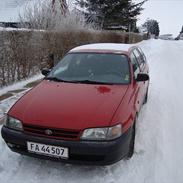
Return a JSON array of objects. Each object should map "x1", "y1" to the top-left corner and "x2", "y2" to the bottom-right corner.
[
  {"x1": 0, "y1": 74, "x2": 43, "y2": 96},
  {"x1": 71, "y1": 43, "x2": 133, "y2": 52},
  {"x1": 0, "y1": 27, "x2": 45, "y2": 32},
  {"x1": 1, "y1": 39, "x2": 183, "y2": 183}
]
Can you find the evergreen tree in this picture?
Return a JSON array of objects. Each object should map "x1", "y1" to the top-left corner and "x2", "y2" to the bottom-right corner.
[
  {"x1": 143, "y1": 19, "x2": 160, "y2": 36},
  {"x1": 76, "y1": 0, "x2": 147, "y2": 30}
]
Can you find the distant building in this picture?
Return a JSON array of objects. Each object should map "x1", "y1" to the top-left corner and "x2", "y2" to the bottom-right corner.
[
  {"x1": 105, "y1": 25, "x2": 127, "y2": 31},
  {"x1": 159, "y1": 34, "x2": 173, "y2": 40},
  {"x1": 0, "y1": 0, "x2": 34, "y2": 28},
  {"x1": 0, "y1": 22, "x2": 20, "y2": 28}
]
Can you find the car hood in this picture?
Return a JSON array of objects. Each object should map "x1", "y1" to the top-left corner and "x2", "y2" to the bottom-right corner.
[{"x1": 9, "y1": 80, "x2": 128, "y2": 130}]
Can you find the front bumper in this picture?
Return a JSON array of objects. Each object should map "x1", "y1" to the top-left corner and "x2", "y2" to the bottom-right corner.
[{"x1": 1, "y1": 126, "x2": 131, "y2": 165}]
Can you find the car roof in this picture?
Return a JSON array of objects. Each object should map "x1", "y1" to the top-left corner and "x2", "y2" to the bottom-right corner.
[{"x1": 70, "y1": 43, "x2": 136, "y2": 54}]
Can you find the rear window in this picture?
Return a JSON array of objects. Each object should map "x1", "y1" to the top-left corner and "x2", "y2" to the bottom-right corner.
[{"x1": 48, "y1": 53, "x2": 130, "y2": 84}]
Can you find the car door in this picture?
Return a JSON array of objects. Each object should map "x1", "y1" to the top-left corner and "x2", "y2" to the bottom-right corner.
[{"x1": 130, "y1": 51, "x2": 143, "y2": 112}]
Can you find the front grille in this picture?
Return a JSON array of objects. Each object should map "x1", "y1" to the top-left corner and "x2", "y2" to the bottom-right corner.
[{"x1": 23, "y1": 124, "x2": 80, "y2": 140}]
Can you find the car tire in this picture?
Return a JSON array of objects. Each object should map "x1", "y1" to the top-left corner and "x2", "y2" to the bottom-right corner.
[{"x1": 126, "y1": 120, "x2": 136, "y2": 159}]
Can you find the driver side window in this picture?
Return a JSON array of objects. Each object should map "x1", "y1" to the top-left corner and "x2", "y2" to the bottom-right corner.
[{"x1": 130, "y1": 52, "x2": 140, "y2": 78}]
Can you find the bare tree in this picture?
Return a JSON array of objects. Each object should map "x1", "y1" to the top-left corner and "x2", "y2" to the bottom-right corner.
[{"x1": 19, "y1": 0, "x2": 93, "y2": 31}]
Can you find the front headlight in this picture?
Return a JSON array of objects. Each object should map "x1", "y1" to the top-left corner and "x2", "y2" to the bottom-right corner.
[
  {"x1": 5, "y1": 115, "x2": 23, "y2": 131},
  {"x1": 81, "y1": 124, "x2": 122, "y2": 141}
]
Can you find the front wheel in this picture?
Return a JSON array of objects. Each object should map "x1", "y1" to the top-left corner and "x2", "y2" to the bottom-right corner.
[{"x1": 126, "y1": 121, "x2": 136, "y2": 158}]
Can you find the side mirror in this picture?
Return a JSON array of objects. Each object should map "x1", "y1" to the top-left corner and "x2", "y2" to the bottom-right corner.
[
  {"x1": 136, "y1": 73, "x2": 149, "y2": 82},
  {"x1": 41, "y1": 68, "x2": 51, "y2": 76}
]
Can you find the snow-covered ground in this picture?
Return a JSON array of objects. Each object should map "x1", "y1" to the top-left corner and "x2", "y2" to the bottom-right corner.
[
  {"x1": 0, "y1": 74, "x2": 43, "y2": 96},
  {"x1": 0, "y1": 39, "x2": 183, "y2": 183},
  {"x1": 0, "y1": 74, "x2": 43, "y2": 120}
]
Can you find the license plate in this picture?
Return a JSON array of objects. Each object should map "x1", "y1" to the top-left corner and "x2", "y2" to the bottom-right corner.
[{"x1": 27, "y1": 142, "x2": 69, "y2": 159}]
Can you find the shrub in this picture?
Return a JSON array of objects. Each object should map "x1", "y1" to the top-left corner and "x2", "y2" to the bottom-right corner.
[{"x1": 0, "y1": 29, "x2": 148, "y2": 87}]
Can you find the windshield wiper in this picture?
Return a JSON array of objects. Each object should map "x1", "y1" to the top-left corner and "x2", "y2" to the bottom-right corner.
[
  {"x1": 45, "y1": 77, "x2": 70, "y2": 83},
  {"x1": 45, "y1": 77, "x2": 114, "y2": 85},
  {"x1": 71, "y1": 80, "x2": 113, "y2": 85}
]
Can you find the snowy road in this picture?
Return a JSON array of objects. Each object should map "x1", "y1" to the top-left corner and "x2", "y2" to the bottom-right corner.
[{"x1": 0, "y1": 39, "x2": 183, "y2": 183}]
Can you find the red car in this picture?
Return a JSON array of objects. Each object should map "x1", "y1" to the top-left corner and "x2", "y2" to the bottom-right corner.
[{"x1": 1, "y1": 43, "x2": 149, "y2": 165}]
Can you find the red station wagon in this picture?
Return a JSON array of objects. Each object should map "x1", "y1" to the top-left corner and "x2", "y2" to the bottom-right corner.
[{"x1": 1, "y1": 43, "x2": 149, "y2": 165}]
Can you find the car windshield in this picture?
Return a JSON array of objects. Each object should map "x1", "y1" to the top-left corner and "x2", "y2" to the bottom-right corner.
[{"x1": 47, "y1": 53, "x2": 130, "y2": 84}]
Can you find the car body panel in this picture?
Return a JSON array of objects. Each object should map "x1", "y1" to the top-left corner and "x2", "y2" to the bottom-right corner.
[{"x1": 9, "y1": 80, "x2": 129, "y2": 130}]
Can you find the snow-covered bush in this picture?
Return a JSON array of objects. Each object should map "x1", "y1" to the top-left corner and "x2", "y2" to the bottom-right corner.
[
  {"x1": 19, "y1": 0, "x2": 94, "y2": 31},
  {"x1": 0, "y1": 29, "x2": 147, "y2": 87},
  {"x1": 0, "y1": 30, "x2": 43, "y2": 87}
]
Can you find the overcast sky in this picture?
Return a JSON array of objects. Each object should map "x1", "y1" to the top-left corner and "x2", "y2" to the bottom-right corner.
[
  {"x1": 0, "y1": 0, "x2": 182, "y2": 36},
  {"x1": 136, "y1": 0, "x2": 183, "y2": 36}
]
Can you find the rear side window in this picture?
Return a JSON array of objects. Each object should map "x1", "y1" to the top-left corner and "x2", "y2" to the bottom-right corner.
[
  {"x1": 133, "y1": 49, "x2": 143, "y2": 65},
  {"x1": 130, "y1": 53, "x2": 140, "y2": 78},
  {"x1": 137, "y1": 47, "x2": 147, "y2": 63}
]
